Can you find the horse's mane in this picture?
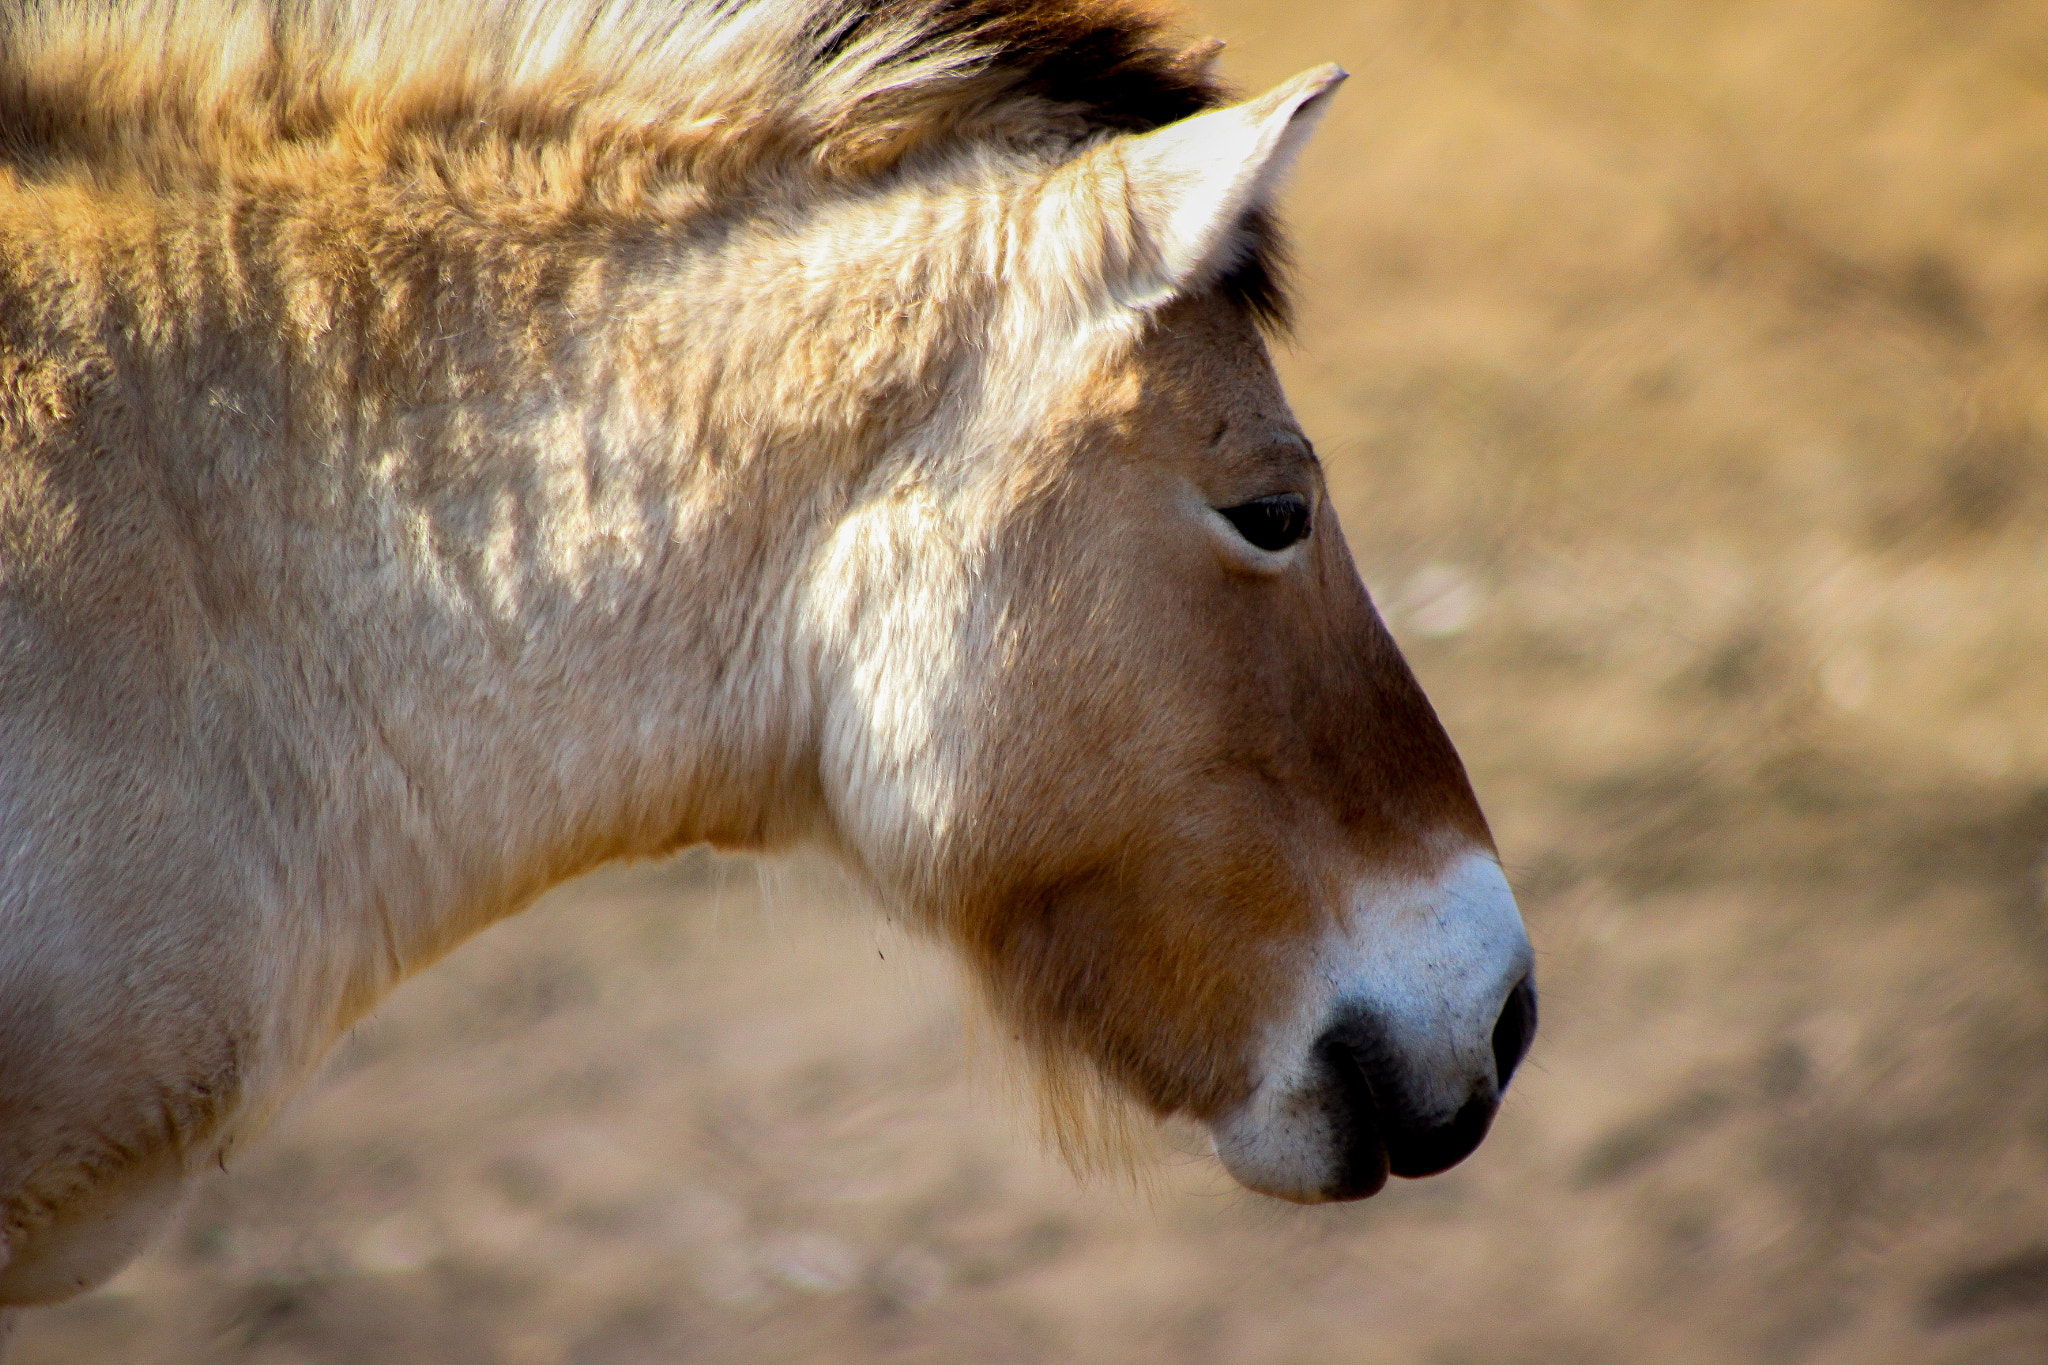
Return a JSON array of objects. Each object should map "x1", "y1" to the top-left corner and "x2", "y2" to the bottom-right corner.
[{"x1": 0, "y1": 0, "x2": 1289, "y2": 326}]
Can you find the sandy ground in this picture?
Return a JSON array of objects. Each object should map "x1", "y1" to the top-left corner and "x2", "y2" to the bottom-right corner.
[{"x1": 20, "y1": 1, "x2": 2048, "y2": 1360}]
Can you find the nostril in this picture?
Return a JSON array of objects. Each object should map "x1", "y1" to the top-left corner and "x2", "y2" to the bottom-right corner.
[
  {"x1": 1316, "y1": 1001, "x2": 1517, "y2": 1185},
  {"x1": 1491, "y1": 974, "x2": 1537, "y2": 1091}
]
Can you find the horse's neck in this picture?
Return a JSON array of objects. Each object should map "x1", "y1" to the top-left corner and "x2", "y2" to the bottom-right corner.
[
  {"x1": 6, "y1": 181, "x2": 856, "y2": 1022},
  {"x1": 286, "y1": 300, "x2": 846, "y2": 1011},
  {"x1": 3, "y1": 148, "x2": 1016, "y2": 1057}
]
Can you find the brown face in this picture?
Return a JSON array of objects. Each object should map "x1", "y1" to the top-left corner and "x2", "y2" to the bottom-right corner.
[{"x1": 930, "y1": 291, "x2": 1534, "y2": 1200}]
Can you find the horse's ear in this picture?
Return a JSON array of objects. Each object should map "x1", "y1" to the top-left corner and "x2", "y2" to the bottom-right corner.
[{"x1": 1108, "y1": 63, "x2": 1345, "y2": 307}]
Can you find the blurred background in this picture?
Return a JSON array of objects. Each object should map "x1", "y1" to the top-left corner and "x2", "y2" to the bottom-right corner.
[{"x1": 22, "y1": 1, "x2": 2048, "y2": 1360}]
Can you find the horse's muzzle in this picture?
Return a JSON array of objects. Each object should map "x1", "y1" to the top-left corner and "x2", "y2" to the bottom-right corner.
[{"x1": 1207, "y1": 851, "x2": 1536, "y2": 1203}]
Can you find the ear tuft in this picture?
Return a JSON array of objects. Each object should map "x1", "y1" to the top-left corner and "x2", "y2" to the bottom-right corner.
[{"x1": 1111, "y1": 64, "x2": 1344, "y2": 309}]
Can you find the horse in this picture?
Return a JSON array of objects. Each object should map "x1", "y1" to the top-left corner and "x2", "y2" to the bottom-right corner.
[{"x1": 0, "y1": 0, "x2": 1536, "y2": 1335}]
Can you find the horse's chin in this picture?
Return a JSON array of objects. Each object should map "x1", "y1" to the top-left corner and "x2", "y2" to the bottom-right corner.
[{"x1": 1206, "y1": 1085, "x2": 1391, "y2": 1204}]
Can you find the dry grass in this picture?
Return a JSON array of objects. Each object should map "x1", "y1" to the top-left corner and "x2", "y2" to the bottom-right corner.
[{"x1": 20, "y1": 1, "x2": 2048, "y2": 1360}]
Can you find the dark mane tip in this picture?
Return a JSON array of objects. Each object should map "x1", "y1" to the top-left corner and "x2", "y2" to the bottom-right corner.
[{"x1": 814, "y1": 0, "x2": 1224, "y2": 130}]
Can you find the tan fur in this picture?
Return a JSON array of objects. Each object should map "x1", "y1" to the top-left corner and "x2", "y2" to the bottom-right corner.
[{"x1": 0, "y1": 0, "x2": 1496, "y2": 1311}]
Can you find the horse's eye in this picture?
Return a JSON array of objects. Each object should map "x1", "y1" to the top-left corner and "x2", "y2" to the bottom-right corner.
[{"x1": 1218, "y1": 493, "x2": 1312, "y2": 552}]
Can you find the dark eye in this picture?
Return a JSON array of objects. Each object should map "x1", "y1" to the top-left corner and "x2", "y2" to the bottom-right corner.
[{"x1": 1217, "y1": 493, "x2": 1312, "y2": 552}]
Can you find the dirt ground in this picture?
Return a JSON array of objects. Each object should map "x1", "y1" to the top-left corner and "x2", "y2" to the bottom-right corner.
[{"x1": 20, "y1": 1, "x2": 2048, "y2": 1360}]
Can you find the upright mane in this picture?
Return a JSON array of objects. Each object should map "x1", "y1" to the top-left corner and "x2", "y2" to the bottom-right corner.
[{"x1": 0, "y1": 0, "x2": 1289, "y2": 326}]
